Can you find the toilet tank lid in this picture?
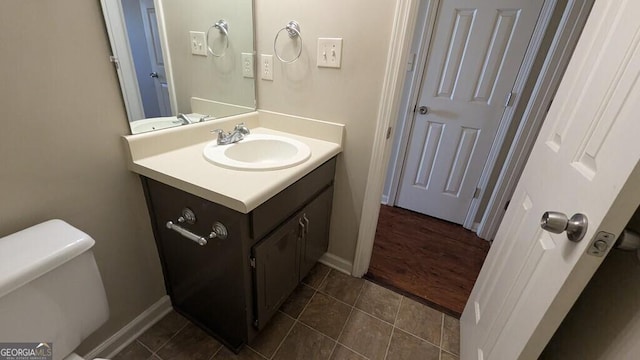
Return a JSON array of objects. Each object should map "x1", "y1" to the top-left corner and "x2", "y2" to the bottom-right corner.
[{"x1": 0, "y1": 219, "x2": 95, "y2": 299}]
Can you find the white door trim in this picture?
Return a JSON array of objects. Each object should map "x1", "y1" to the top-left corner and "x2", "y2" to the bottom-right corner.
[
  {"x1": 152, "y1": 0, "x2": 178, "y2": 116},
  {"x1": 383, "y1": 0, "x2": 440, "y2": 206},
  {"x1": 352, "y1": 0, "x2": 421, "y2": 276},
  {"x1": 462, "y1": 0, "x2": 557, "y2": 230},
  {"x1": 477, "y1": 0, "x2": 595, "y2": 240},
  {"x1": 100, "y1": 0, "x2": 146, "y2": 121}
]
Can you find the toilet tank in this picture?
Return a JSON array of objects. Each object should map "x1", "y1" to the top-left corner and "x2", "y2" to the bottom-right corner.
[{"x1": 0, "y1": 220, "x2": 109, "y2": 360}]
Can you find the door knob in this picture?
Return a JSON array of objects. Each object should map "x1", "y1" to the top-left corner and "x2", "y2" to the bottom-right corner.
[
  {"x1": 149, "y1": 72, "x2": 159, "y2": 78},
  {"x1": 540, "y1": 211, "x2": 588, "y2": 242},
  {"x1": 418, "y1": 106, "x2": 429, "y2": 115}
]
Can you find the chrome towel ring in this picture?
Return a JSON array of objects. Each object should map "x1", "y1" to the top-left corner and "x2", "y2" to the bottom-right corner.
[
  {"x1": 274, "y1": 21, "x2": 302, "y2": 63},
  {"x1": 206, "y1": 19, "x2": 229, "y2": 57}
]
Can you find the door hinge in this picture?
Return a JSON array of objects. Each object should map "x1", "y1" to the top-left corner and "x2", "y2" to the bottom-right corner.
[
  {"x1": 253, "y1": 319, "x2": 259, "y2": 328},
  {"x1": 249, "y1": 257, "x2": 256, "y2": 268},
  {"x1": 109, "y1": 56, "x2": 120, "y2": 70},
  {"x1": 407, "y1": 52, "x2": 417, "y2": 72},
  {"x1": 412, "y1": 104, "x2": 417, "y2": 113},
  {"x1": 504, "y1": 91, "x2": 515, "y2": 107},
  {"x1": 473, "y1": 187, "x2": 481, "y2": 199},
  {"x1": 386, "y1": 127, "x2": 392, "y2": 139}
]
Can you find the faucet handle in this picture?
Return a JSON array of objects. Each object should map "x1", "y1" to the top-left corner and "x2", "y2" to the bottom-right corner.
[
  {"x1": 211, "y1": 129, "x2": 225, "y2": 139},
  {"x1": 234, "y1": 123, "x2": 250, "y2": 135},
  {"x1": 199, "y1": 115, "x2": 215, "y2": 122}
]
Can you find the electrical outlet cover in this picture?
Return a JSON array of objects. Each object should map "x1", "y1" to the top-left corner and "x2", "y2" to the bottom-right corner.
[
  {"x1": 242, "y1": 53, "x2": 254, "y2": 78},
  {"x1": 261, "y1": 54, "x2": 273, "y2": 81}
]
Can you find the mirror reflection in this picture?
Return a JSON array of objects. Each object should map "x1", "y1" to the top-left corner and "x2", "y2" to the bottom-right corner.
[{"x1": 102, "y1": 0, "x2": 256, "y2": 134}]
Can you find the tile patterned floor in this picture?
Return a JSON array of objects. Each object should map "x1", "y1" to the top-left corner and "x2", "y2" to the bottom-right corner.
[{"x1": 113, "y1": 264, "x2": 460, "y2": 360}]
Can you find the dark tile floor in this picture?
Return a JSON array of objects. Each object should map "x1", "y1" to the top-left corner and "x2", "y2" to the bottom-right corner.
[{"x1": 113, "y1": 264, "x2": 460, "y2": 360}]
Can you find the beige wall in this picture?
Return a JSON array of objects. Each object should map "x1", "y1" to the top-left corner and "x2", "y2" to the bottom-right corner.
[
  {"x1": 255, "y1": 0, "x2": 397, "y2": 261},
  {"x1": 541, "y1": 210, "x2": 640, "y2": 359},
  {"x1": 161, "y1": 0, "x2": 255, "y2": 113},
  {"x1": 0, "y1": 0, "x2": 165, "y2": 352}
]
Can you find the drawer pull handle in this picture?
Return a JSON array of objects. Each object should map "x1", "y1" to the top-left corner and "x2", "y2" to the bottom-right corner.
[{"x1": 166, "y1": 221, "x2": 208, "y2": 246}]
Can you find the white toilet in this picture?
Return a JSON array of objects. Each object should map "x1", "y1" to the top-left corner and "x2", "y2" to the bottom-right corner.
[{"x1": 0, "y1": 219, "x2": 110, "y2": 360}]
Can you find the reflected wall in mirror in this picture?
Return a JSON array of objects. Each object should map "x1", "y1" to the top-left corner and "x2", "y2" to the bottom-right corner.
[{"x1": 101, "y1": 0, "x2": 256, "y2": 134}]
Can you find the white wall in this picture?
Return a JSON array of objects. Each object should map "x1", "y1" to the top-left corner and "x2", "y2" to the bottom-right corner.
[
  {"x1": 541, "y1": 209, "x2": 640, "y2": 359},
  {"x1": 0, "y1": 0, "x2": 166, "y2": 353},
  {"x1": 255, "y1": 0, "x2": 397, "y2": 262},
  {"x1": 161, "y1": 0, "x2": 255, "y2": 114}
]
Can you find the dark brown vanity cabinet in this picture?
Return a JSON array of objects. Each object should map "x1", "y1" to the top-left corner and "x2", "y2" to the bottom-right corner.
[
  {"x1": 252, "y1": 187, "x2": 333, "y2": 330},
  {"x1": 142, "y1": 158, "x2": 336, "y2": 352}
]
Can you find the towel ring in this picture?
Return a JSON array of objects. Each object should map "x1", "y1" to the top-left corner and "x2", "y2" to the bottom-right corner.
[
  {"x1": 273, "y1": 21, "x2": 302, "y2": 63},
  {"x1": 206, "y1": 19, "x2": 229, "y2": 57}
]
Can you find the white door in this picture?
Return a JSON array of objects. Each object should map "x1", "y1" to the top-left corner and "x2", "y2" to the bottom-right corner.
[
  {"x1": 396, "y1": 0, "x2": 544, "y2": 224},
  {"x1": 139, "y1": 0, "x2": 171, "y2": 116},
  {"x1": 461, "y1": 1, "x2": 640, "y2": 359}
]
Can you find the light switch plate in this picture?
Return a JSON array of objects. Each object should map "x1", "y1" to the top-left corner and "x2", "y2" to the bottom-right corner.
[
  {"x1": 261, "y1": 54, "x2": 273, "y2": 81},
  {"x1": 242, "y1": 53, "x2": 254, "y2": 78},
  {"x1": 317, "y1": 38, "x2": 343, "y2": 68},
  {"x1": 189, "y1": 31, "x2": 207, "y2": 56}
]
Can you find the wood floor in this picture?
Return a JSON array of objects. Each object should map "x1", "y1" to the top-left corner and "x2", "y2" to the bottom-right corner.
[{"x1": 365, "y1": 205, "x2": 490, "y2": 318}]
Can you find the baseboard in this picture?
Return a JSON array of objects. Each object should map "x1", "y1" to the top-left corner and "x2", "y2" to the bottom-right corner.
[
  {"x1": 381, "y1": 194, "x2": 389, "y2": 205},
  {"x1": 84, "y1": 295, "x2": 172, "y2": 359},
  {"x1": 319, "y1": 253, "x2": 353, "y2": 276}
]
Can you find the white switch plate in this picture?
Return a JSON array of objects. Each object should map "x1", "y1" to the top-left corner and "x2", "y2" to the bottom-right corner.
[
  {"x1": 189, "y1": 31, "x2": 207, "y2": 56},
  {"x1": 317, "y1": 38, "x2": 343, "y2": 68},
  {"x1": 242, "y1": 53, "x2": 254, "y2": 78},
  {"x1": 261, "y1": 54, "x2": 274, "y2": 81}
]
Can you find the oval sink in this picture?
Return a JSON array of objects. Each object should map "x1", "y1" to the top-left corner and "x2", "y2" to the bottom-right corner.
[
  {"x1": 203, "y1": 134, "x2": 312, "y2": 171},
  {"x1": 131, "y1": 117, "x2": 183, "y2": 133}
]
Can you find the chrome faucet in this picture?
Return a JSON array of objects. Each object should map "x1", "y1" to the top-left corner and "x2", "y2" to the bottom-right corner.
[
  {"x1": 212, "y1": 123, "x2": 251, "y2": 145},
  {"x1": 199, "y1": 115, "x2": 216, "y2": 122},
  {"x1": 177, "y1": 113, "x2": 192, "y2": 125}
]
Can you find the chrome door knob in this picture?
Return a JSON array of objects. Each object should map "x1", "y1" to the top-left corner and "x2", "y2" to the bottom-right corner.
[
  {"x1": 540, "y1": 211, "x2": 588, "y2": 242},
  {"x1": 418, "y1": 106, "x2": 429, "y2": 115},
  {"x1": 149, "y1": 72, "x2": 159, "y2": 78}
]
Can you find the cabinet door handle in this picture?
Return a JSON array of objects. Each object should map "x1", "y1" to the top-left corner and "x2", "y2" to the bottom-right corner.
[
  {"x1": 303, "y1": 214, "x2": 310, "y2": 237},
  {"x1": 299, "y1": 218, "x2": 306, "y2": 237},
  {"x1": 166, "y1": 221, "x2": 208, "y2": 246}
]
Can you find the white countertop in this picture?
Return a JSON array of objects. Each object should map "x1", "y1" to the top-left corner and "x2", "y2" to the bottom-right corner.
[{"x1": 123, "y1": 111, "x2": 344, "y2": 213}]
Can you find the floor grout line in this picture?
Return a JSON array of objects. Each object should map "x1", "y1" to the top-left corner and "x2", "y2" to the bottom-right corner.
[
  {"x1": 208, "y1": 343, "x2": 223, "y2": 360},
  {"x1": 382, "y1": 295, "x2": 403, "y2": 360},
  {"x1": 267, "y1": 286, "x2": 319, "y2": 359},
  {"x1": 152, "y1": 320, "x2": 190, "y2": 356},
  {"x1": 327, "y1": 279, "x2": 367, "y2": 359},
  {"x1": 439, "y1": 312, "x2": 445, "y2": 360}
]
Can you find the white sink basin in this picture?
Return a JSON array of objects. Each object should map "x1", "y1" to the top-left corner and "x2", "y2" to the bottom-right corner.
[
  {"x1": 131, "y1": 117, "x2": 182, "y2": 133},
  {"x1": 203, "y1": 134, "x2": 312, "y2": 170}
]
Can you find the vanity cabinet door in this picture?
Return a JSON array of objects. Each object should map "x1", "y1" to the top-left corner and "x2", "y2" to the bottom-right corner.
[
  {"x1": 299, "y1": 185, "x2": 334, "y2": 280},
  {"x1": 252, "y1": 214, "x2": 301, "y2": 330}
]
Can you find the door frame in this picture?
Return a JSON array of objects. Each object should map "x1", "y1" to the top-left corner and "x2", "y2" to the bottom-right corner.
[
  {"x1": 384, "y1": 0, "x2": 557, "y2": 230},
  {"x1": 100, "y1": 0, "x2": 178, "y2": 122},
  {"x1": 101, "y1": 0, "x2": 146, "y2": 121},
  {"x1": 353, "y1": 0, "x2": 593, "y2": 277},
  {"x1": 477, "y1": 0, "x2": 595, "y2": 239}
]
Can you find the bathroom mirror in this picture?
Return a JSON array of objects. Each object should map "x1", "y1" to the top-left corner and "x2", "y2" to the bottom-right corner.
[{"x1": 101, "y1": 0, "x2": 256, "y2": 134}]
